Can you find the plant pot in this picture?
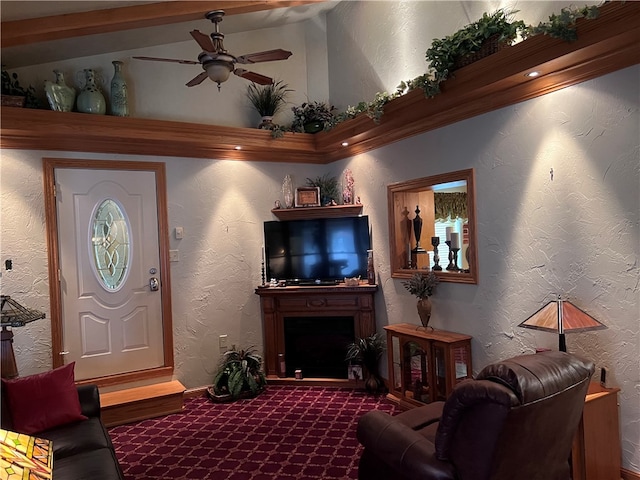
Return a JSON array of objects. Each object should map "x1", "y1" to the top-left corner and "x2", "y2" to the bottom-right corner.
[
  {"x1": 363, "y1": 370, "x2": 385, "y2": 395},
  {"x1": 206, "y1": 386, "x2": 264, "y2": 403},
  {"x1": 417, "y1": 297, "x2": 433, "y2": 328},
  {"x1": 303, "y1": 121, "x2": 324, "y2": 134},
  {"x1": 258, "y1": 116, "x2": 274, "y2": 130},
  {"x1": 452, "y1": 34, "x2": 508, "y2": 71}
]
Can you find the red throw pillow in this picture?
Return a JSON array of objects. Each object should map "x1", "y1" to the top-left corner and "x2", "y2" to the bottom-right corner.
[{"x1": 2, "y1": 362, "x2": 87, "y2": 434}]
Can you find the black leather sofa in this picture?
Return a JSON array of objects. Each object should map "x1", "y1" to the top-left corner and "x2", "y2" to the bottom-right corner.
[{"x1": 1, "y1": 384, "x2": 125, "y2": 480}]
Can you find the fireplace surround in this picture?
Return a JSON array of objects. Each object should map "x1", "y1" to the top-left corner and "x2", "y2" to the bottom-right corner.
[{"x1": 255, "y1": 285, "x2": 377, "y2": 384}]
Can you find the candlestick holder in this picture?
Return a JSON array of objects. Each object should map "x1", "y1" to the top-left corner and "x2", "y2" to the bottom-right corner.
[
  {"x1": 445, "y1": 240, "x2": 457, "y2": 271},
  {"x1": 451, "y1": 247, "x2": 460, "y2": 271},
  {"x1": 261, "y1": 259, "x2": 266, "y2": 286},
  {"x1": 431, "y1": 236, "x2": 442, "y2": 271}
]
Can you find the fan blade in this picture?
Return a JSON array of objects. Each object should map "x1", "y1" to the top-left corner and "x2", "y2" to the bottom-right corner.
[
  {"x1": 236, "y1": 49, "x2": 293, "y2": 64},
  {"x1": 186, "y1": 72, "x2": 209, "y2": 87},
  {"x1": 190, "y1": 30, "x2": 215, "y2": 52},
  {"x1": 234, "y1": 69, "x2": 273, "y2": 85},
  {"x1": 133, "y1": 56, "x2": 199, "y2": 65}
]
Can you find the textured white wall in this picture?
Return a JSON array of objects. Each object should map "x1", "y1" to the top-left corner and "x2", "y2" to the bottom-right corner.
[
  {"x1": 324, "y1": 1, "x2": 638, "y2": 470},
  {"x1": 0, "y1": 0, "x2": 637, "y2": 473},
  {"x1": 326, "y1": 1, "x2": 599, "y2": 110}
]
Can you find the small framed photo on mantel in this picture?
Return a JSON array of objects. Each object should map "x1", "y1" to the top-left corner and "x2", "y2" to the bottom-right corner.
[{"x1": 295, "y1": 187, "x2": 321, "y2": 207}]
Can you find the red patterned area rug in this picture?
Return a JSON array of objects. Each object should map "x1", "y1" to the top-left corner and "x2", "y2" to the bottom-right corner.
[{"x1": 109, "y1": 386, "x2": 397, "y2": 480}]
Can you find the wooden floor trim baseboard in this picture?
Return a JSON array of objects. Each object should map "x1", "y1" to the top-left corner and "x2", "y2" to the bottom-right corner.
[{"x1": 622, "y1": 468, "x2": 640, "y2": 480}]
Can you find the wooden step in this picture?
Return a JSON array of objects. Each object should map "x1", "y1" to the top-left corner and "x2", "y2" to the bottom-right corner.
[{"x1": 100, "y1": 380, "x2": 185, "y2": 427}]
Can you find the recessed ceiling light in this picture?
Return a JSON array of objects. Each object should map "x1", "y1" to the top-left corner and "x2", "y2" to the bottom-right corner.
[
  {"x1": 341, "y1": 142, "x2": 349, "y2": 147},
  {"x1": 526, "y1": 71, "x2": 541, "y2": 78},
  {"x1": 234, "y1": 146, "x2": 242, "y2": 150}
]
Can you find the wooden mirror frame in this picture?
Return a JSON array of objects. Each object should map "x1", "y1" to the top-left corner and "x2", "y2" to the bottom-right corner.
[{"x1": 387, "y1": 168, "x2": 478, "y2": 284}]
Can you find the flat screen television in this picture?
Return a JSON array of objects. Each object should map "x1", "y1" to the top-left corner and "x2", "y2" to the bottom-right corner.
[{"x1": 264, "y1": 216, "x2": 370, "y2": 284}]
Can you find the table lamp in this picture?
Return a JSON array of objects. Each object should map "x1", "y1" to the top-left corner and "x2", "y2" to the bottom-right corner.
[
  {"x1": 518, "y1": 295, "x2": 606, "y2": 352},
  {"x1": 1, "y1": 295, "x2": 46, "y2": 379}
]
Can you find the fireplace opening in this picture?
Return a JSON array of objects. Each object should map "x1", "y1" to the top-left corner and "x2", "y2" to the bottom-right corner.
[{"x1": 284, "y1": 316, "x2": 355, "y2": 379}]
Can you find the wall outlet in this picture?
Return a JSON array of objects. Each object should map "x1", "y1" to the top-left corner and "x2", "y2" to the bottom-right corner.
[
  {"x1": 169, "y1": 249, "x2": 179, "y2": 262},
  {"x1": 219, "y1": 335, "x2": 228, "y2": 349}
]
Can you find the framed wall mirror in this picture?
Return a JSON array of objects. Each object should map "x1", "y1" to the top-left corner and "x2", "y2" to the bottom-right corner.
[{"x1": 387, "y1": 168, "x2": 478, "y2": 284}]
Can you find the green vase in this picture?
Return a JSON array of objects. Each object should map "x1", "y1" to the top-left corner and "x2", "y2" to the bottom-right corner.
[{"x1": 77, "y1": 69, "x2": 106, "y2": 115}]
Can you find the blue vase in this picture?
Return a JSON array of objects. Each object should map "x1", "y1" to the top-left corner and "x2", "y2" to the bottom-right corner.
[
  {"x1": 77, "y1": 69, "x2": 106, "y2": 115},
  {"x1": 109, "y1": 61, "x2": 129, "y2": 117}
]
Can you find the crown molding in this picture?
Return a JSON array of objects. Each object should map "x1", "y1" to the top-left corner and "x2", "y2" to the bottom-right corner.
[{"x1": 1, "y1": 2, "x2": 638, "y2": 163}]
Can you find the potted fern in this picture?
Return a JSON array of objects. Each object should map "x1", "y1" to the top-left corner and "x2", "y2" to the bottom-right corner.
[
  {"x1": 208, "y1": 346, "x2": 267, "y2": 402},
  {"x1": 246, "y1": 80, "x2": 292, "y2": 129},
  {"x1": 346, "y1": 333, "x2": 386, "y2": 394}
]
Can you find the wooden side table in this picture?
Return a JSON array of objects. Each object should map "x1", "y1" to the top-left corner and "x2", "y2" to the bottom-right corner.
[
  {"x1": 384, "y1": 323, "x2": 472, "y2": 409},
  {"x1": 571, "y1": 383, "x2": 621, "y2": 480}
]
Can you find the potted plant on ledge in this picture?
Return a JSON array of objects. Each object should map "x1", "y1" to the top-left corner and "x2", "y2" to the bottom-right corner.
[
  {"x1": 208, "y1": 346, "x2": 267, "y2": 402},
  {"x1": 346, "y1": 333, "x2": 386, "y2": 395},
  {"x1": 291, "y1": 101, "x2": 336, "y2": 133},
  {"x1": 247, "y1": 80, "x2": 292, "y2": 130}
]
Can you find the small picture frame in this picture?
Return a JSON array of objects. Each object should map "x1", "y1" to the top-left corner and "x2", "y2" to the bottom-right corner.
[
  {"x1": 348, "y1": 365, "x2": 363, "y2": 381},
  {"x1": 295, "y1": 187, "x2": 320, "y2": 207}
]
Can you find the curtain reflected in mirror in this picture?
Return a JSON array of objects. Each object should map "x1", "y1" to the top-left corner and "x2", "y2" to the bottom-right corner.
[{"x1": 387, "y1": 169, "x2": 478, "y2": 284}]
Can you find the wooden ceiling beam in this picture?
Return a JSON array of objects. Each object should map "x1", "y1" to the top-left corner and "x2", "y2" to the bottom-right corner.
[{"x1": 1, "y1": 1, "x2": 323, "y2": 48}]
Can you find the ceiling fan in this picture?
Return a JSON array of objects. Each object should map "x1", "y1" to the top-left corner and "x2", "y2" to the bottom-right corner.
[{"x1": 133, "y1": 10, "x2": 292, "y2": 90}]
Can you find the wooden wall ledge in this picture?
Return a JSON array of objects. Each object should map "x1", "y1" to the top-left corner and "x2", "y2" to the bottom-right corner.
[{"x1": 1, "y1": 2, "x2": 638, "y2": 164}]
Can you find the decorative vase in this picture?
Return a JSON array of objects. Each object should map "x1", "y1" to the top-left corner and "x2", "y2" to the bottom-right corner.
[
  {"x1": 367, "y1": 250, "x2": 376, "y2": 285},
  {"x1": 417, "y1": 297, "x2": 432, "y2": 329},
  {"x1": 77, "y1": 69, "x2": 106, "y2": 115},
  {"x1": 258, "y1": 115, "x2": 274, "y2": 129},
  {"x1": 44, "y1": 70, "x2": 75, "y2": 112},
  {"x1": 364, "y1": 370, "x2": 384, "y2": 395},
  {"x1": 282, "y1": 174, "x2": 294, "y2": 209},
  {"x1": 109, "y1": 61, "x2": 129, "y2": 117},
  {"x1": 342, "y1": 169, "x2": 354, "y2": 205},
  {"x1": 303, "y1": 121, "x2": 323, "y2": 134}
]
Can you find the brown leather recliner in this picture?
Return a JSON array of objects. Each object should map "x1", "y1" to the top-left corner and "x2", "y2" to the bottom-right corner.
[{"x1": 357, "y1": 350, "x2": 595, "y2": 480}]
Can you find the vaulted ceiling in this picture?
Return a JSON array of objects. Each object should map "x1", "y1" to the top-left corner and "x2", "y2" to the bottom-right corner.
[{"x1": 0, "y1": 1, "x2": 337, "y2": 68}]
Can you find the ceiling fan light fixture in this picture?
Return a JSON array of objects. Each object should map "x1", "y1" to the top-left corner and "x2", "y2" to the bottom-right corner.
[{"x1": 205, "y1": 61, "x2": 233, "y2": 85}]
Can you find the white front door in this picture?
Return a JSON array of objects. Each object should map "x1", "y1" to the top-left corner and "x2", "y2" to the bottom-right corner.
[{"x1": 54, "y1": 166, "x2": 166, "y2": 380}]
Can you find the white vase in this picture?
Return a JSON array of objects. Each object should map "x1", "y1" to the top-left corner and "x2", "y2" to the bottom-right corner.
[
  {"x1": 282, "y1": 175, "x2": 294, "y2": 208},
  {"x1": 44, "y1": 70, "x2": 75, "y2": 112}
]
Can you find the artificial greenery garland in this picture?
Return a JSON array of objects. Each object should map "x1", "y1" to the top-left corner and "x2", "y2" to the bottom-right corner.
[{"x1": 270, "y1": 4, "x2": 600, "y2": 139}]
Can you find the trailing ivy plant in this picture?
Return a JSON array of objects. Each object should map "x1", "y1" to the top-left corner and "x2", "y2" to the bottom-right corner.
[
  {"x1": 526, "y1": 5, "x2": 599, "y2": 42},
  {"x1": 422, "y1": 9, "x2": 526, "y2": 89},
  {"x1": 269, "y1": 3, "x2": 601, "y2": 138}
]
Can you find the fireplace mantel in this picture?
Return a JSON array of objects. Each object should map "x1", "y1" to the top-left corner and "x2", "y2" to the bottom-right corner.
[{"x1": 255, "y1": 284, "x2": 377, "y2": 385}]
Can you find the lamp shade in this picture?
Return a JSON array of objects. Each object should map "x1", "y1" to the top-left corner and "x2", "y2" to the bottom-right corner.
[{"x1": 518, "y1": 295, "x2": 606, "y2": 351}]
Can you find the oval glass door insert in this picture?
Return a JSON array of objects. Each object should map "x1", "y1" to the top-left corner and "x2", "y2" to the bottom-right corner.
[{"x1": 92, "y1": 199, "x2": 131, "y2": 290}]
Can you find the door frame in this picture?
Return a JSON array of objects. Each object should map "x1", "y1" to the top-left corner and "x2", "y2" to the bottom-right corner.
[{"x1": 43, "y1": 158, "x2": 174, "y2": 387}]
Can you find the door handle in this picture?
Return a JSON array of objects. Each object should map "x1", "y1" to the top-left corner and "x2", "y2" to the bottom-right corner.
[{"x1": 149, "y1": 277, "x2": 159, "y2": 291}]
